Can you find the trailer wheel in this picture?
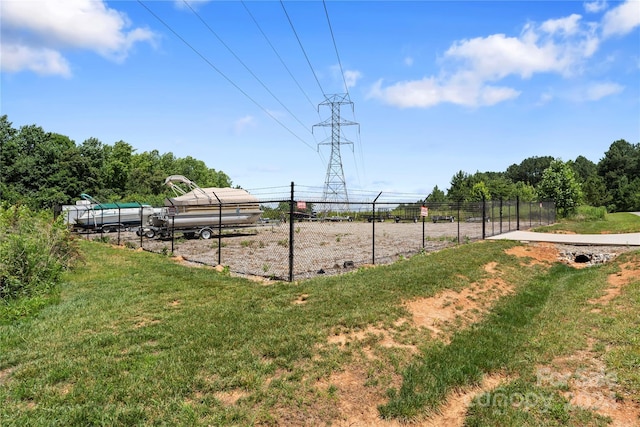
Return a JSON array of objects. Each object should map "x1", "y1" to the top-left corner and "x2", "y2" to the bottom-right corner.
[
  {"x1": 199, "y1": 228, "x2": 213, "y2": 240},
  {"x1": 144, "y1": 229, "x2": 156, "y2": 238}
]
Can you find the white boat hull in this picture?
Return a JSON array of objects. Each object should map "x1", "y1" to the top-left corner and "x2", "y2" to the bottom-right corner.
[
  {"x1": 75, "y1": 207, "x2": 160, "y2": 228},
  {"x1": 149, "y1": 207, "x2": 262, "y2": 229}
]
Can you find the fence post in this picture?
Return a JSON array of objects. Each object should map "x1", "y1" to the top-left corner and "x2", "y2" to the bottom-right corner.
[
  {"x1": 211, "y1": 191, "x2": 222, "y2": 266},
  {"x1": 482, "y1": 196, "x2": 486, "y2": 239},
  {"x1": 372, "y1": 191, "x2": 382, "y2": 265},
  {"x1": 289, "y1": 182, "x2": 295, "y2": 282},
  {"x1": 422, "y1": 204, "x2": 426, "y2": 249},
  {"x1": 171, "y1": 215, "x2": 175, "y2": 254},
  {"x1": 457, "y1": 202, "x2": 460, "y2": 244},
  {"x1": 499, "y1": 199, "x2": 503, "y2": 235},
  {"x1": 516, "y1": 196, "x2": 520, "y2": 231},
  {"x1": 117, "y1": 204, "x2": 122, "y2": 246},
  {"x1": 139, "y1": 203, "x2": 144, "y2": 248}
]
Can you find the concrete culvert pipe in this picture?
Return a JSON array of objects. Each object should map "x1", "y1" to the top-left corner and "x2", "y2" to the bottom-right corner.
[{"x1": 574, "y1": 254, "x2": 591, "y2": 263}]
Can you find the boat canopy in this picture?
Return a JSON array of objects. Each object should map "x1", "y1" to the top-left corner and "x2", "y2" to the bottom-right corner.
[
  {"x1": 167, "y1": 187, "x2": 259, "y2": 206},
  {"x1": 163, "y1": 175, "x2": 258, "y2": 206},
  {"x1": 80, "y1": 194, "x2": 149, "y2": 210}
]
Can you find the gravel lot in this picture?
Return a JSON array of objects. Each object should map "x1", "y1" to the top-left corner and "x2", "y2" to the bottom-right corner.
[{"x1": 104, "y1": 220, "x2": 488, "y2": 280}]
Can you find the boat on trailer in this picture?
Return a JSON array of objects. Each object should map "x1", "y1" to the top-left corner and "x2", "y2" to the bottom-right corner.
[
  {"x1": 71, "y1": 194, "x2": 159, "y2": 232},
  {"x1": 145, "y1": 175, "x2": 262, "y2": 238}
]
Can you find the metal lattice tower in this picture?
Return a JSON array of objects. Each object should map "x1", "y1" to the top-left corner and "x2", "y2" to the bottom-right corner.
[{"x1": 313, "y1": 93, "x2": 359, "y2": 213}]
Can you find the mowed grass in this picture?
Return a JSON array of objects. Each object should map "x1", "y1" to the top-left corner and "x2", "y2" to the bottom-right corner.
[
  {"x1": 1, "y1": 237, "x2": 639, "y2": 426},
  {"x1": 534, "y1": 211, "x2": 640, "y2": 234}
]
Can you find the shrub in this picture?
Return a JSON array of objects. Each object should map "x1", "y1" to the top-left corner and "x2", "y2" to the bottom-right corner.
[
  {"x1": 571, "y1": 205, "x2": 607, "y2": 222},
  {"x1": 0, "y1": 204, "x2": 79, "y2": 300}
]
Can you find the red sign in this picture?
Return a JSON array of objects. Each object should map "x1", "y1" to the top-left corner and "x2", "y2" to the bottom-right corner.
[
  {"x1": 420, "y1": 206, "x2": 429, "y2": 217},
  {"x1": 297, "y1": 201, "x2": 307, "y2": 210}
]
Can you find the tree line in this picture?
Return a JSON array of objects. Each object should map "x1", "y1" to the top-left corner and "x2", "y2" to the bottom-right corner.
[
  {"x1": 425, "y1": 139, "x2": 639, "y2": 215},
  {"x1": 0, "y1": 115, "x2": 232, "y2": 209},
  {"x1": 1, "y1": 115, "x2": 638, "y2": 214}
]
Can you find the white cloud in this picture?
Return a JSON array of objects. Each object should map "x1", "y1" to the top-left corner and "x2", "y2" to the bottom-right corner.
[
  {"x1": 330, "y1": 65, "x2": 362, "y2": 89},
  {"x1": 601, "y1": 0, "x2": 640, "y2": 38},
  {"x1": 0, "y1": 43, "x2": 71, "y2": 77},
  {"x1": 344, "y1": 70, "x2": 362, "y2": 88},
  {"x1": 584, "y1": 0, "x2": 608, "y2": 14},
  {"x1": 583, "y1": 81, "x2": 624, "y2": 100},
  {"x1": 0, "y1": 0, "x2": 156, "y2": 76},
  {"x1": 540, "y1": 14, "x2": 582, "y2": 35},
  {"x1": 368, "y1": 76, "x2": 519, "y2": 108},
  {"x1": 537, "y1": 91, "x2": 555, "y2": 106},
  {"x1": 369, "y1": 9, "x2": 610, "y2": 108},
  {"x1": 233, "y1": 115, "x2": 256, "y2": 133}
]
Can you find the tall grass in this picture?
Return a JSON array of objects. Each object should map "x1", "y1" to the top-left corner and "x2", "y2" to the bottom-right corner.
[
  {"x1": 571, "y1": 205, "x2": 607, "y2": 221},
  {"x1": 0, "y1": 205, "x2": 79, "y2": 320},
  {"x1": 535, "y1": 211, "x2": 640, "y2": 234}
]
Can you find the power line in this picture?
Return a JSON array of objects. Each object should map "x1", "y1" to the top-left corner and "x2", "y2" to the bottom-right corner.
[
  {"x1": 183, "y1": 0, "x2": 312, "y2": 136},
  {"x1": 322, "y1": 0, "x2": 365, "y2": 186},
  {"x1": 322, "y1": 0, "x2": 350, "y2": 100},
  {"x1": 137, "y1": 0, "x2": 316, "y2": 151},
  {"x1": 280, "y1": 0, "x2": 326, "y2": 98},
  {"x1": 240, "y1": 0, "x2": 318, "y2": 112}
]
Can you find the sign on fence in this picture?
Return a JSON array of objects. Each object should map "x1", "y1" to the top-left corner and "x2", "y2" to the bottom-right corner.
[{"x1": 420, "y1": 206, "x2": 429, "y2": 217}]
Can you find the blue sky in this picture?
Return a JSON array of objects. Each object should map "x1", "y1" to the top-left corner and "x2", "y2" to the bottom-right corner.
[{"x1": 1, "y1": 0, "x2": 639, "y2": 197}]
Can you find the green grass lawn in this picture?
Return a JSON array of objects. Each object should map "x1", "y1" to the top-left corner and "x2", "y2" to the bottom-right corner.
[
  {"x1": 534, "y1": 211, "x2": 640, "y2": 234},
  {"x1": 1, "y1": 237, "x2": 639, "y2": 426}
]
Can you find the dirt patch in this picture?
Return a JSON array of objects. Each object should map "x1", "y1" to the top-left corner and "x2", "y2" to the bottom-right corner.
[
  {"x1": 506, "y1": 242, "x2": 635, "y2": 270},
  {"x1": 293, "y1": 294, "x2": 309, "y2": 305},
  {"x1": 131, "y1": 316, "x2": 161, "y2": 329},
  {"x1": 422, "y1": 374, "x2": 507, "y2": 427},
  {"x1": 317, "y1": 367, "x2": 405, "y2": 427},
  {"x1": 404, "y1": 262, "x2": 513, "y2": 342},
  {"x1": 539, "y1": 345, "x2": 640, "y2": 427},
  {"x1": 505, "y1": 242, "x2": 560, "y2": 266},
  {"x1": 317, "y1": 262, "x2": 513, "y2": 425},
  {"x1": 0, "y1": 366, "x2": 15, "y2": 385},
  {"x1": 607, "y1": 260, "x2": 640, "y2": 287},
  {"x1": 588, "y1": 260, "x2": 640, "y2": 310},
  {"x1": 328, "y1": 325, "x2": 417, "y2": 355},
  {"x1": 484, "y1": 261, "x2": 499, "y2": 274},
  {"x1": 215, "y1": 389, "x2": 249, "y2": 406}
]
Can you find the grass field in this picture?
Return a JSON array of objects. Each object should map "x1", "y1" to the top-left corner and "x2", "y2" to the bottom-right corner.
[
  {"x1": 1, "y1": 225, "x2": 639, "y2": 425},
  {"x1": 534, "y1": 211, "x2": 640, "y2": 234}
]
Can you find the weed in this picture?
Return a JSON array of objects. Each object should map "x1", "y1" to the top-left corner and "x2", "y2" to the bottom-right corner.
[
  {"x1": 277, "y1": 239, "x2": 289, "y2": 248},
  {"x1": 93, "y1": 235, "x2": 111, "y2": 244}
]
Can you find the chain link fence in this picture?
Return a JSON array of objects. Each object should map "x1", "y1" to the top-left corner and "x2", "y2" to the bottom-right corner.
[{"x1": 59, "y1": 184, "x2": 555, "y2": 281}]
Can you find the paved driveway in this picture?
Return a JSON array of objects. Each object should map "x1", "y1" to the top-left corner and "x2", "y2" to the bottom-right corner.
[
  {"x1": 488, "y1": 231, "x2": 640, "y2": 246},
  {"x1": 489, "y1": 212, "x2": 640, "y2": 246}
]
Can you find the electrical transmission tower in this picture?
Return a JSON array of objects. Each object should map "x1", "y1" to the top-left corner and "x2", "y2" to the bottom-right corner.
[{"x1": 313, "y1": 93, "x2": 359, "y2": 213}]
